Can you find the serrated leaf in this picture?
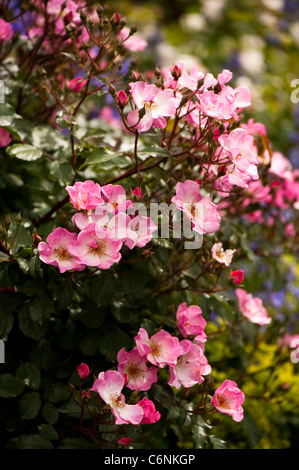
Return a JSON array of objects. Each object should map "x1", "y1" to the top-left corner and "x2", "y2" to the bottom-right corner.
[
  {"x1": 42, "y1": 403, "x2": 59, "y2": 425},
  {"x1": 6, "y1": 144, "x2": 42, "y2": 161},
  {"x1": 18, "y1": 392, "x2": 42, "y2": 419},
  {"x1": 17, "y1": 434, "x2": 53, "y2": 449},
  {"x1": 0, "y1": 102, "x2": 14, "y2": 126},
  {"x1": 17, "y1": 362, "x2": 41, "y2": 390},
  {"x1": 0, "y1": 373, "x2": 25, "y2": 398},
  {"x1": 38, "y1": 424, "x2": 59, "y2": 440},
  {"x1": 80, "y1": 147, "x2": 120, "y2": 168}
]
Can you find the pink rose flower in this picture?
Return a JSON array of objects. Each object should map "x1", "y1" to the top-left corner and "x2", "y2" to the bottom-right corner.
[
  {"x1": 76, "y1": 363, "x2": 90, "y2": 379},
  {"x1": 211, "y1": 242, "x2": 236, "y2": 267},
  {"x1": 211, "y1": 379, "x2": 245, "y2": 422},
  {"x1": 0, "y1": 19, "x2": 13, "y2": 41},
  {"x1": 118, "y1": 437, "x2": 131, "y2": 446},
  {"x1": 90, "y1": 370, "x2": 143, "y2": 425},
  {"x1": 66, "y1": 180, "x2": 104, "y2": 211},
  {"x1": 134, "y1": 328, "x2": 181, "y2": 368},
  {"x1": 176, "y1": 302, "x2": 207, "y2": 343},
  {"x1": 117, "y1": 90, "x2": 129, "y2": 107},
  {"x1": 38, "y1": 227, "x2": 86, "y2": 273},
  {"x1": 168, "y1": 340, "x2": 211, "y2": 389},
  {"x1": 67, "y1": 77, "x2": 87, "y2": 92},
  {"x1": 236, "y1": 288, "x2": 272, "y2": 325},
  {"x1": 101, "y1": 184, "x2": 132, "y2": 214},
  {"x1": 68, "y1": 224, "x2": 122, "y2": 270},
  {"x1": 171, "y1": 180, "x2": 221, "y2": 235},
  {"x1": 219, "y1": 128, "x2": 259, "y2": 182},
  {"x1": 117, "y1": 347, "x2": 158, "y2": 391},
  {"x1": 0, "y1": 128, "x2": 11, "y2": 147},
  {"x1": 230, "y1": 270, "x2": 244, "y2": 285},
  {"x1": 127, "y1": 81, "x2": 178, "y2": 133},
  {"x1": 119, "y1": 26, "x2": 147, "y2": 52},
  {"x1": 136, "y1": 397, "x2": 161, "y2": 424}
]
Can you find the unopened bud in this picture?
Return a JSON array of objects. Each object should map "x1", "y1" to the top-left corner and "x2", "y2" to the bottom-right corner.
[
  {"x1": 129, "y1": 24, "x2": 138, "y2": 36},
  {"x1": 3, "y1": 214, "x2": 11, "y2": 230},
  {"x1": 15, "y1": 211, "x2": 22, "y2": 226},
  {"x1": 110, "y1": 13, "x2": 120, "y2": 28},
  {"x1": 116, "y1": 90, "x2": 128, "y2": 107}
]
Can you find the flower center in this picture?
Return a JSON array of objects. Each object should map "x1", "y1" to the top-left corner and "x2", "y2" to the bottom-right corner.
[
  {"x1": 88, "y1": 239, "x2": 106, "y2": 257},
  {"x1": 54, "y1": 244, "x2": 72, "y2": 261},
  {"x1": 110, "y1": 393, "x2": 125, "y2": 409},
  {"x1": 144, "y1": 100, "x2": 159, "y2": 111},
  {"x1": 217, "y1": 394, "x2": 230, "y2": 409},
  {"x1": 150, "y1": 341, "x2": 162, "y2": 358},
  {"x1": 125, "y1": 362, "x2": 143, "y2": 379}
]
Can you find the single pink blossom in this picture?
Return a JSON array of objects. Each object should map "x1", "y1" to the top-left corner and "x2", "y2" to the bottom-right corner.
[
  {"x1": 136, "y1": 397, "x2": 161, "y2": 424},
  {"x1": 219, "y1": 128, "x2": 259, "y2": 182},
  {"x1": 236, "y1": 288, "x2": 272, "y2": 325},
  {"x1": 118, "y1": 437, "x2": 132, "y2": 446},
  {"x1": 171, "y1": 180, "x2": 221, "y2": 235},
  {"x1": 124, "y1": 215, "x2": 157, "y2": 249},
  {"x1": 0, "y1": 128, "x2": 11, "y2": 147},
  {"x1": 241, "y1": 118, "x2": 267, "y2": 137},
  {"x1": 101, "y1": 184, "x2": 132, "y2": 214},
  {"x1": 90, "y1": 370, "x2": 143, "y2": 425},
  {"x1": 168, "y1": 340, "x2": 211, "y2": 389},
  {"x1": 119, "y1": 26, "x2": 147, "y2": 52},
  {"x1": 211, "y1": 379, "x2": 245, "y2": 422},
  {"x1": 0, "y1": 19, "x2": 13, "y2": 41},
  {"x1": 66, "y1": 180, "x2": 104, "y2": 211},
  {"x1": 134, "y1": 328, "x2": 181, "y2": 368},
  {"x1": 176, "y1": 302, "x2": 207, "y2": 343},
  {"x1": 77, "y1": 363, "x2": 90, "y2": 379},
  {"x1": 67, "y1": 77, "x2": 87, "y2": 92},
  {"x1": 38, "y1": 227, "x2": 86, "y2": 273},
  {"x1": 117, "y1": 347, "x2": 158, "y2": 391},
  {"x1": 68, "y1": 224, "x2": 122, "y2": 269},
  {"x1": 132, "y1": 187, "x2": 143, "y2": 199},
  {"x1": 211, "y1": 242, "x2": 236, "y2": 267},
  {"x1": 230, "y1": 270, "x2": 244, "y2": 285},
  {"x1": 127, "y1": 81, "x2": 178, "y2": 133},
  {"x1": 117, "y1": 90, "x2": 128, "y2": 107}
]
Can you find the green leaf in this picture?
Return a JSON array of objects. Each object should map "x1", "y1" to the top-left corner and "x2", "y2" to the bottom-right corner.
[
  {"x1": 138, "y1": 146, "x2": 172, "y2": 158},
  {"x1": 16, "y1": 362, "x2": 41, "y2": 390},
  {"x1": 42, "y1": 403, "x2": 59, "y2": 425},
  {"x1": 80, "y1": 147, "x2": 121, "y2": 169},
  {"x1": 192, "y1": 424, "x2": 208, "y2": 449},
  {"x1": 99, "y1": 328, "x2": 131, "y2": 362},
  {"x1": 6, "y1": 143, "x2": 43, "y2": 161},
  {"x1": 0, "y1": 310, "x2": 13, "y2": 336},
  {"x1": 209, "y1": 435, "x2": 228, "y2": 449},
  {"x1": 18, "y1": 304, "x2": 47, "y2": 340},
  {"x1": 18, "y1": 392, "x2": 42, "y2": 420},
  {"x1": 0, "y1": 373, "x2": 25, "y2": 398},
  {"x1": 28, "y1": 294, "x2": 54, "y2": 323},
  {"x1": 0, "y1": 102, "x2": 14, "y2": 126},
  {"x1": 38, "y1": 424, "x2": 59, "y2": 440},
  {"x1": 50, "y1": 161, "x2": 74, "y2": 185},
  {"x1": 48, "y1": 384, "x2": 70, "y2": 403},
  {"x1": 17, "y1": 434, "x2": 53, "y2": 449}
]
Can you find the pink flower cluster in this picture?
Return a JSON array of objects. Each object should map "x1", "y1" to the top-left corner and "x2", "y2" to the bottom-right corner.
[
  {"x1": 90, "y1": 301, "x2": 245, "y2": 424},
  {"x1": 38, "y1": 181, "x2": 157, "y2": 273},
  {"x1": 89, "y1": 301, "x2": 212, "y2": 425}
]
